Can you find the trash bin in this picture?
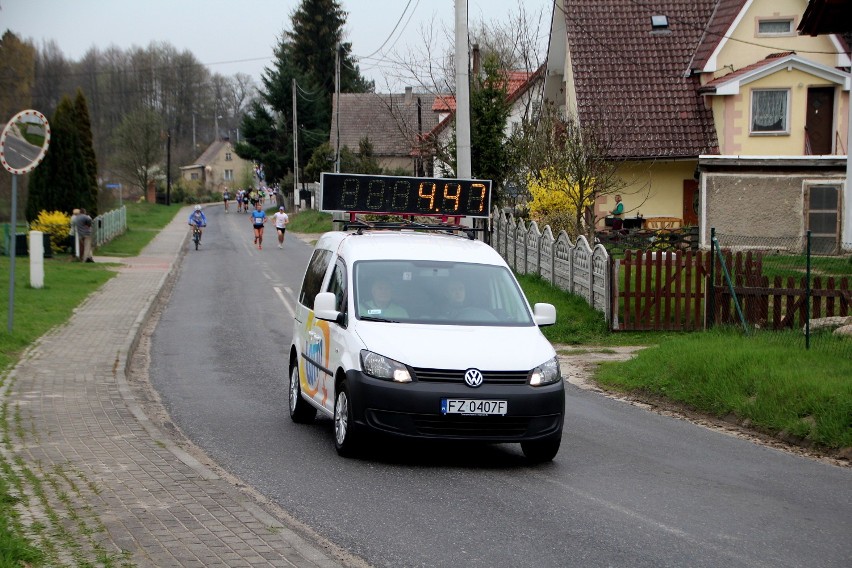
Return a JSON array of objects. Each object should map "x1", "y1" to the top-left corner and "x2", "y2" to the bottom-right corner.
[{"x1": 12, "y1": 233, "x2": 52, "y2": 257}]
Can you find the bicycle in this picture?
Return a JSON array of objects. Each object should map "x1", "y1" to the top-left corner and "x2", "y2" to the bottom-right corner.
[{"x1": 192, "y1": 225, "x2": 202, "y2": 250}]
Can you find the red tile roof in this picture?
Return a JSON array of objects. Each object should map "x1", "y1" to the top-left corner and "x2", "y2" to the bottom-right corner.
[
  {"x1": 689, "y1": 0, "x2": 748, "y2": 72},
  {"x1": 560, "y1": 0, "x2": 720, "y2": 158},
  {"x1": 431, "y1": 69, "x2": 541, "y2": 113},
  {"x1": 697, "y1": 52, "x2": 797, "y2": 92}
]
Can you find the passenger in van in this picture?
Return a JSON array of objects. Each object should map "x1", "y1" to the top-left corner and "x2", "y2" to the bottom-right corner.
[{"x1": 360, "y1": 278, "x2": 408, "y2": 319}]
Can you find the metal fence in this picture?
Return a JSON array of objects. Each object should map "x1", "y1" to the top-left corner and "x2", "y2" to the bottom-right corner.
[
  {"x1": 490, "y1": 207, "x2": 612, "y2": 324},
  {"x1": 93, "y1": 206, "x2": 127, "y2": 248},
  {"x1": 710, "y1": 230, "x2": 850, "y2": 357}
]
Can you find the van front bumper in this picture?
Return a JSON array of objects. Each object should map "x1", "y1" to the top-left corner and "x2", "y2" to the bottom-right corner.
[{"x1": 345, "y1": 369, "x2": 565, "y2": 442}]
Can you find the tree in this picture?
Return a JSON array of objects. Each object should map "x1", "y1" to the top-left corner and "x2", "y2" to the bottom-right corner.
[
  {"x1": 73, "y1": 89, "x2": 99, "y2": 216},
  {"x1": 469, "y1": 54, "x2": 511, "y2": 202},
  {"x1": 110, "y1": 107, "x2": 164, "y2": 195},
  {"x1": 239, "y1": 0, "x2": 372, "y2": 186},
  {"x1": 26, "y1": 96, "x2": 91, "y2": 220},
  {"x1": 515, "y1": 102, "x2": 643, "y2": 240},
  {"x1": 0, "y1": 31, "x2": 35, "y2": 120}
]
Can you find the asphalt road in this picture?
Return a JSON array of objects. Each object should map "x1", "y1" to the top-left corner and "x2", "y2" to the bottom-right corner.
[{"x1": 149, "y1": 205, "x2": 852, "y2": 568}]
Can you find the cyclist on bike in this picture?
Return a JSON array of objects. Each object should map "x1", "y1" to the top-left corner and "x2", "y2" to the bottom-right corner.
[{"x1": 188, "y1": 205, "x2": 208, "y2": 243}]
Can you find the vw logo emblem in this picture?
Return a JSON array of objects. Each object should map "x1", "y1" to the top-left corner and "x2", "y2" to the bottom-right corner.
[{"x1": 464, "y1": 368, "x2": 484, "y2": 388}]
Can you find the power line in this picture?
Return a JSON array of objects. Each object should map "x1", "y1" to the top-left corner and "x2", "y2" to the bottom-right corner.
[{"x1": 356, "y1": 0, "x2": 419, "y2": 61}]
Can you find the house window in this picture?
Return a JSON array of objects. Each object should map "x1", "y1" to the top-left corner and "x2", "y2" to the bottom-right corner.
[
  {"x1": 190, "y1": 173, "x2": 199, "y2": 180},
  {"x1": 224, "y1": 169, "x2": 234, "y2": 181},
  {"x1": 751, "y1": 89, "x2": 789, "y2": 134},
  {"x1": 225, "y1": 152, "x2": 232, "y2": 161},
  {"x1": 757, "y1": 18, "x2": 794, "y2": 36},
  {"x1": 805, "y1": 184, "x2": 840, "y2": 254}
]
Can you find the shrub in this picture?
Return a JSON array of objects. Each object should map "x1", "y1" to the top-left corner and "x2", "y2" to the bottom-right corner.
[{"x1": 30, "y1": 210, "x2": 72, "y2": 253}]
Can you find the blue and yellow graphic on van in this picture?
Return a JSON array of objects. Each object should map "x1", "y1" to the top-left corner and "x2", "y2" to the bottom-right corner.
[{"x1": 300, "y1": 312, "x2": 330, "y2": 397}]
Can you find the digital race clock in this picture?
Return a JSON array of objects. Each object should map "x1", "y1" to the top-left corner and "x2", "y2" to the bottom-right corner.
[{"x1": 320, "y1": 173, "x2": 492, "y2": 218}]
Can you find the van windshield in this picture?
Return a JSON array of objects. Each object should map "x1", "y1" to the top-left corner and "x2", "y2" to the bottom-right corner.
[{"x1": 354, "y1": 260, "x2": 534, "y2": 326}]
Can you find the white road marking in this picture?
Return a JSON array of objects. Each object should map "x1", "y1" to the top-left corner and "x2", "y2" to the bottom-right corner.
[{"x1": 274, "y1": 286, "x2": 295, "y2": 317}]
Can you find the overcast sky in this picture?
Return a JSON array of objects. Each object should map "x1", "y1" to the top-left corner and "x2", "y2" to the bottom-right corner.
[{"x1": 2, "y1": 0, "x2": 552, "y2": 91}]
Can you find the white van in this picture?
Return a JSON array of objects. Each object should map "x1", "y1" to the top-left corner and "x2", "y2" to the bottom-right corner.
[{"x1": 289, "y1": 228, "x2": 564, "y2": 462}]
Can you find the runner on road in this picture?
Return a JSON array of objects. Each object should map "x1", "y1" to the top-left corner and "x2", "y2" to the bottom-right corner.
[
  {"x1": 250, "y1": 202, "x2": 267, "y2": 250},
  {"x1": 272, "y1": 206, "x2": 289, "y2": 248}
]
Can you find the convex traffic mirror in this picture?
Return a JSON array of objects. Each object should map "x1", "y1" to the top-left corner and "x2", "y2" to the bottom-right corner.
[{"x1": 1, "y1": 109, "x2": 51, "y2": 174}]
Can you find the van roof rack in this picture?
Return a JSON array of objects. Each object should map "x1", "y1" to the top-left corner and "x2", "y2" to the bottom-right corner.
[{"x1": 339, "y1": 218, "x2": 483, "y2": 240}]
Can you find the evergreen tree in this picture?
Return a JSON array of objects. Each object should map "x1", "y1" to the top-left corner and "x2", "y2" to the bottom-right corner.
[
  {"x1": 73, "y1": 89, "x2": 99, "y2": 216},
  {"x1": 238, "y1": 0, "x2": 372, "y2": 186},
  {"x1": 470, "y1": 54, "x2": 511, "y2": 205},
  {"x1": 26, "y1": 96, "x2": 90, "y2": 220}
]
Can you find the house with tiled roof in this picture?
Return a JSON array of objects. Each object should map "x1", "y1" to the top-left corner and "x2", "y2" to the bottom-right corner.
[
  {"x1": 180, "y1": 139, "x2": 254, "y2": 196},
  {"x1": 425, "y1": 66, "x2": 544, "y2": 177},
  {"x1": 544, "y1": 0, "x2": 851, "y2": 252},
  {"x1": 331, "y1": 88, "x2": 440, "y2": 175}
]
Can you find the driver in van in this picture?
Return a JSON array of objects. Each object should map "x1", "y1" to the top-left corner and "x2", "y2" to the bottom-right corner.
[
  {"x1": 360, "y1": 278, "x2": 408, "y2": 319},
  {"x1": 442, "y1": 279, "x2": 467, "y2": 316}
]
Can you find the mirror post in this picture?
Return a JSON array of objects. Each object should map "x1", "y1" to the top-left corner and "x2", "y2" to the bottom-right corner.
[
  {"x1": 1, "y1": 109, "x2": 51, "y2": 333},
  {"x1": 7, "y1": 175, "x2": 18, "y2": 332}
]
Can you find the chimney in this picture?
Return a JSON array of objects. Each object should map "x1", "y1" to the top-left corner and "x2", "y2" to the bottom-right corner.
[
  {"x1": 405, "y1": 86, "x2": 413, "y2": 105},
  {"x1": 472, "y1": 44, "x2": 481, "y2": 77}
]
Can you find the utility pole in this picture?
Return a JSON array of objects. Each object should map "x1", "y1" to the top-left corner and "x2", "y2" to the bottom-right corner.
[
  {"x1": 166, "y1": 129, "x2": 171, "y2": 206},
  {"x1": 293, "y1": 78, "x2": 299, "y2": 210},
  {"x1": 334, "y1": 41, "x2": 341, "y2": 173},
  {"x1": 455, "y1": 0, "x2": 473, "y2": 227}
]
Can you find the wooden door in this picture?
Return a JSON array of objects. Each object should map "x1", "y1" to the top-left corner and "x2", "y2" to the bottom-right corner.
[
  {"x1": 806, "y1": 87, "x2": 834, "y2": 155},
  {"x1": 682, "y1": 179, "x2": 698, "y2": 226}
]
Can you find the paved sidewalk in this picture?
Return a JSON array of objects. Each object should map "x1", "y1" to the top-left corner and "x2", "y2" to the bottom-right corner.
[{"x1": 1, "y1": 208, "x2": 350, "y2": 567}]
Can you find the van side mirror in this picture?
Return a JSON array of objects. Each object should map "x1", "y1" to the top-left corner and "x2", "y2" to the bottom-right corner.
[
  {"x1": 314, "y1": 292, "x2": 343, "y2": 323},
  {"x1": 533, "y1": 303, "x2": 556, "y2": 327}
]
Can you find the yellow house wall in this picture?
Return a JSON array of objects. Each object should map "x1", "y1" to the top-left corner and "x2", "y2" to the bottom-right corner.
[
  {"x1": 595, "y1": 161, "x2": 696, "y2": 225},
  {"x1": 206, "y1": 145, "x2": 253, "y2": 192},
  {"x1": 711, "y1": 71, "x2": 849, "y2": 155},
  {"x1": 714, "y1": 0, "x2": 841, "y2": 73}
]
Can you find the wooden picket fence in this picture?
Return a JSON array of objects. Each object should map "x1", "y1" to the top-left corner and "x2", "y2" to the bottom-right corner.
[
  {"x1": 616, "y1": 250, "x2": 709, "y2": 331},
  {"x1": 711, "y1": 252, "x2": 850, "y2": 330},
  {"x1": 615, "y1": 249, "x2": 851, "y2": 331}
]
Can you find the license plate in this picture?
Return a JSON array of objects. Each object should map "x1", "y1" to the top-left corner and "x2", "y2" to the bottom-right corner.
[{"x1": 441, "y1": 399, "x2": 507, "y2": 415}]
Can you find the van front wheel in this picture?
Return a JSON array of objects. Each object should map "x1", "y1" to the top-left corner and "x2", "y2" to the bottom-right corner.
[
  {"x1": 521, "y1": 434, "x2": 561, "y2": 463},
  {"x1": 334, "y1": 382, "x2": 360, "y2": 457}
]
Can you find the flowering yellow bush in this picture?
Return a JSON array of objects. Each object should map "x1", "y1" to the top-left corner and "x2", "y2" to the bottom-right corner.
[
  {"x1": 30, "y1": 210, "x2": 72, "y2": 254},
  {"x1": 527, "y1": 169, "x2": 594, "y2": 220}
]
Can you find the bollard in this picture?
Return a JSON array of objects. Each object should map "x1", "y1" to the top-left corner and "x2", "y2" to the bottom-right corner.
[{"x1": 29, "y1": 230, "x2": 44, "y2": 289}]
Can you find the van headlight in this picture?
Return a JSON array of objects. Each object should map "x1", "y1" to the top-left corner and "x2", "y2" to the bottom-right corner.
[
  {"x1": 529, "y1": 357, "x2": 561, "y2": 386},
  {"x1": 360, "y1": 350, "x2": 412, "y2": 383}
]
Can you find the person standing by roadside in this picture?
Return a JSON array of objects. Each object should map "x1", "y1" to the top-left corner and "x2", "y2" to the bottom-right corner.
[
  {"x1": 610, "y1": 195, "x2": 625, "y2": 231},
  {"x1": 75, "y1": 208, "x2": 94, "y2": 262},
  {"x1": 223, "y1": 188, "x2": 230, "y2": 213},
  {"x1": 272, "y1": 206, "x2": 289, "y2": 248},
  {"x1": 250, "y1": 202, "x2": 267, "y2": 250}
]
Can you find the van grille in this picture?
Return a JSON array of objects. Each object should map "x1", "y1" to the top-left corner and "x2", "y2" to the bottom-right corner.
[
  {"x1": 412, "y1": 415, "x2": 531, "y2": 438},
  {"x1": 411, "y1": 367, "x2": 529, "y2": 385}
]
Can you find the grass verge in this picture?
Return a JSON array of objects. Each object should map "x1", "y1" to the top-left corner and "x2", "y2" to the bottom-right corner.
[
  {"x1": 516, "y1": 273, "x2": 851, "y2": 452},
  {"x1": 0, "y1": 202, "x2": 180, "y2": 567}
]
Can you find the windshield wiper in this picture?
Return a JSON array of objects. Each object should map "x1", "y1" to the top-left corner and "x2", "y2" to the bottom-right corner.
[{"x1": 359, "y1": 316, "x2": 400, "y2": 323}]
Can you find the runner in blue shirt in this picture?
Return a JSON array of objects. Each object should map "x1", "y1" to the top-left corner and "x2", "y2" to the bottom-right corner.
[{"x1": 250, "y1": 202, "x2": 267, "y2": 249}]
